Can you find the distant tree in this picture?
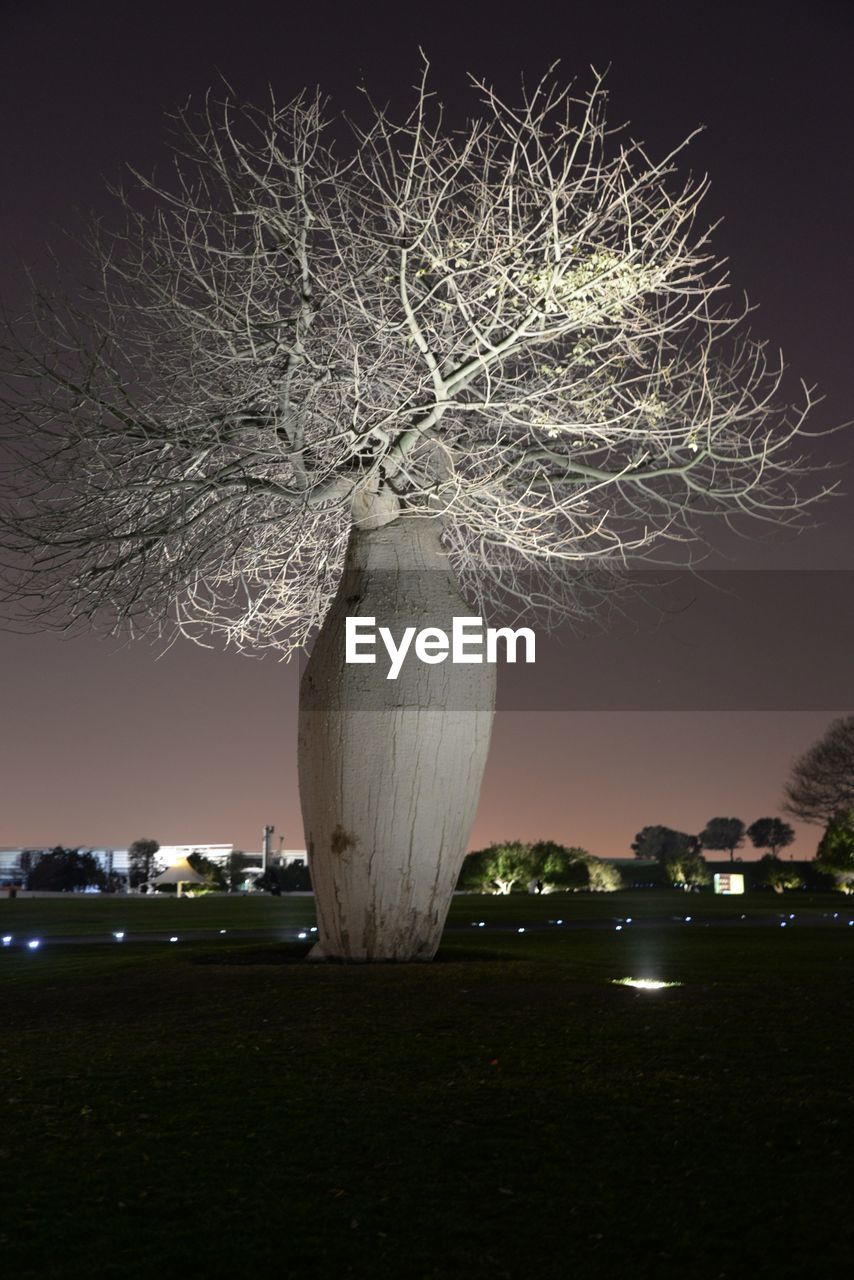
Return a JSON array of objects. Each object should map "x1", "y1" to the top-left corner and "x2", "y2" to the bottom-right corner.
[
  {"x1": 632, "y1": 825, "x2": 698, "y2": 862},
  {"x1": 256, "y1": 860, "x2": 312, "y2": 894},
  {"x1": 530, "y1": 841, "x2": 589, "y2": 892},
  {"x1": 128, "y1": 838, "x2": 162, "y2": 888},
  {"x1": 586, "y1": 856, "x2": 623, "y2": 893},
  {"x1": 458, "y1": 844, "x2": 537, "y2": 896},
  {"x1": 278, "y1": 860, "x2": 312, "y2": 892},
  {"x1": 225, "y1": 851, "x2": 250, "y2": 892},
  {"x1": 815, "y1": 812, "x2": 854, "y2": 894},
  {"x1": 255, "y1": 867, "x2": 282, "y2": 896},
  {"x1": 529, "y1": 842, "x2": 623, "y2": 893},
  {"x1": 456, "y1": 840, "x2": 623, "y2": 894},
  {"x1": 477, "y1": 842, "x2": 536, "y2": 894},
  {"x1": 756, "y1": 853, "x2": 802, "y2": 894},
  {"x1": 664, "y1": 850, "x2": 711, "y2": 892},
  {"x1": 747, "y1": 817, "x2": 795, "y2": 857},
  {"x1": 699, "y1": 817, "x2": 745, "y2": 863},
  {"x1": 456, "y1": 848, "x2": 492, "y2": 891},
  {"x1": 25, "y1": 847, "x2": 105, "y2": 892},
  {"x1": 101, "y1": 870, "x2": 126, "y2": 894},
  {"x1": 187, "y1": 850, "x2": 226, "y2": 891},
  {"x1": 785, "y1": 716, "x2": 854, "y2": 825}
]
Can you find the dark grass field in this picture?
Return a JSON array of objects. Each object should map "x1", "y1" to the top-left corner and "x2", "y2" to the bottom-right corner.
[{"x1": 1, "y1": 892, "x2": 852, "y2": 1279}]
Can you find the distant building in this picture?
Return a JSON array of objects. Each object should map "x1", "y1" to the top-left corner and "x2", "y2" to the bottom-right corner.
[{"x1": 0, "y1": 843, "x2": 309, "y2": 886}]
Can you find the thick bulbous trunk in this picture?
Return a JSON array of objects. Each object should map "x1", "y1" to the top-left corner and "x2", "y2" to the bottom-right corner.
[{"x1": 298, "y1": 513, "x2": 495, "y2": 961}]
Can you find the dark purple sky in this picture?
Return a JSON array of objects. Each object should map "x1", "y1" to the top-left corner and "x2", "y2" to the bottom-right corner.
[{"x1": 0, "y1": 0, "x2": 851, "y2": 857}]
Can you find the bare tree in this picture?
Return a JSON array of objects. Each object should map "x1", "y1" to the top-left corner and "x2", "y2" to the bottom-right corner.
[
  {"x1": 785, "y1": 716, "x2": 854, "y2": 826},
  {"x1": 0, "y1": 63, "x2": 828, "y2": 959}
]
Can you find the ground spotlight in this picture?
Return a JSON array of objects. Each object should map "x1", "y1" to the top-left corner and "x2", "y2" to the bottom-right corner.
[{"x1": 612, "y1": 977, "x2": 682, "y2": 991}]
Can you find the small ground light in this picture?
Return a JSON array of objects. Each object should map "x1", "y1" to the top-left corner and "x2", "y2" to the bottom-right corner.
[
  {"x1": 612, "y1": 978, "x2": 682, "y2": 991},
  {"x1": 2, "y1": 935, "x2": 12, "y2": 946},
  {"x1": 684, "y1": 916, "x2": 693, "y2": 922},
  {"x1": 615, "y1": 925, "x2": 623, "y2": 932},
  {"x1": 219, "y1": 929, "x2": 227, "y2": 934},
  {"x1": 113, "y1": 932, "x2": 124, "y2": 941},
  {"x1": 478, "y1": 921, "x2": 485, "y2": 927},
  {"x1": 517, "y1": 927, "x2": 526, "y2": 934},
  {"x1": 27, "y1": 939, "x2": 41, "y2": 950},
  {"x1": 169, "y1": 936, "x2": 178, "y2": 943},
  {"x1": 780, "y1": 921, "x2": 787, "y2": 928},
  {"x1": 298, "y1": 931, "x2": 308, "y2": 939}
]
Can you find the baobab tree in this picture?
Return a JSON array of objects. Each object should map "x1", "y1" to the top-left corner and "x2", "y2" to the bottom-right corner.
[{"x1": 0, "y1": 64, "x2": 827, "y2": 959}]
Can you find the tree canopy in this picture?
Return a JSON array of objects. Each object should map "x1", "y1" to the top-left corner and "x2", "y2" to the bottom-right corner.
[
  {"x1": 0, "y1": 63, "x2": 826, "y2": 655},
  {"x1": 664, "y1": 851, "x2": 710, "y2": 891},
  {"x1": 756, "y1": 853, "x2": 802, "y2": 894},
  {"x1": 747, "y1": 817, "x2": 795, "y2": 857},
  {"x1": 631, "y1": 825, "x2": 698, "y2": 862},
  {"x1": 459, "y1": 840, "x2": 619, "y2": 893},
  {"x1": 699, "y1": 817, "x2": 745, "y2": 861},
  {"x1": 815, "y1": 812, "x2": 854, "y2": 893},
  {"x1": 785, "y1": 717, "x2": 854, "y2": 826},
  {"x1": 25, "y1": 848, "x2": 104, "y2": 893},
  {"x1": 128, "y1": 838, "x2": 162, "y2": 888}
]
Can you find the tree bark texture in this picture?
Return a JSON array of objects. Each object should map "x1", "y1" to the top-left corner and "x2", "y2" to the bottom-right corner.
[{"x1": 298, "y1": 513, "x2": 495, "y2": 961}]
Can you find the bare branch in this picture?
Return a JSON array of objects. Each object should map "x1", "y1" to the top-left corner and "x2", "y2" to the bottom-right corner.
[{"x1": 0, "y1": 67, "x2": 833, "y2": 654}]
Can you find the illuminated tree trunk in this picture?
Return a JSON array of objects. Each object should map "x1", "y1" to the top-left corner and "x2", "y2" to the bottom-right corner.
[{"x1": 298, "y1": 507, "x2": 495, "y2": 961}]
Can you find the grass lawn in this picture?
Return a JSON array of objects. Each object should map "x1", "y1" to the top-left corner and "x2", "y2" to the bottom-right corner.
[{"x1": 1, "y1": 892, "x2": 851, "y2": 1279}]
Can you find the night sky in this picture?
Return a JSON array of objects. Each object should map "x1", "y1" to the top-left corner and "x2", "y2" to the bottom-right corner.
[{"x1": 0, "y1": 0, "x2": 851, "y2": 858}]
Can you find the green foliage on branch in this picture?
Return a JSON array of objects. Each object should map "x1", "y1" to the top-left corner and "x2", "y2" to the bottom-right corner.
[
  {"x1": 458, "y1": 841, "x2": 621, "y2": 893},
  {"x1": 756, "y1": 853, "x2": 803, "y2": 894},
  {"x1": 815, "y1": 813, "x2": 854, "y2": 893},
  {"x1": 664, "y1": 851, "x2": 711, "y2": 891}
]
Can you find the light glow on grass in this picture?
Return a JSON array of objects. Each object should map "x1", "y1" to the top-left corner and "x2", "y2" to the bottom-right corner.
[
  {"x1": 27, "y1": 939, "x2": 41, "y2": 950},
  {"x1": 612, "y1": 977, "x2": 682, "y2": 991}
]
